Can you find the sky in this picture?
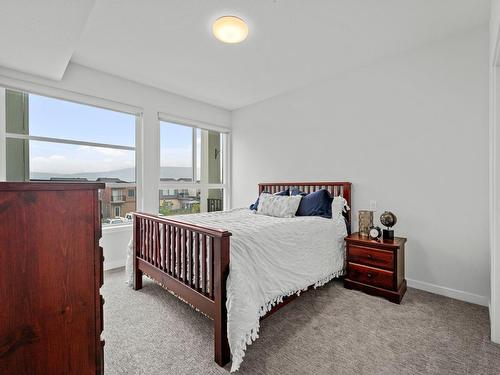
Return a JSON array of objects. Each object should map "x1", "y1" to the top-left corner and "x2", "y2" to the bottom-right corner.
[{"x1": 28, "y1": 94, "x2": 194, "y2": 176}]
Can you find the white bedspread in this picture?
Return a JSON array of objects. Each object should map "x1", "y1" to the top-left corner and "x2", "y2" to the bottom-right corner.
[{"x1": 126, "y1": 208, "x2": 346, "y2": 372}]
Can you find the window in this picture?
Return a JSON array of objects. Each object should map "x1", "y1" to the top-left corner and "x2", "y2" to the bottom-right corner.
[
  {"x1": 159, "y1": 120, "x2": 227, "y2": 215},
  {"x1": 3, "y1": 89, "x2": 138, "y2": 226},
  {"x1": 159, "y1": 188, "x2": 200, "y2": 216}
]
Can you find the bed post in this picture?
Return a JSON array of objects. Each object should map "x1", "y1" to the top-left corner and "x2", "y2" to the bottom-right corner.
[
  {"x1": 133, "y1": 214, "x2": 143, "y2": 290},
  {"x1": 213, "y1": 233, "x2": 231, "y2": 366}
]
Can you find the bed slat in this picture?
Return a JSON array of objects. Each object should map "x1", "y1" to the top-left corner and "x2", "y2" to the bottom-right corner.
[
  {"x1": 185, "y1": 230, "x2": 189, "y2": 285},
  {"x1": 161, "y1": 224, "x2": 168, "y2": 271},
  {"x1": 175, "y1": 227, "x2": 181, "y2": 279},
  {"x1": 194, "y1": 232, "x2": 200, "y2": 291},
  {"x1": 139, "y1": 218, "x2": 143, "y2": 259},
  {"x1": 180, "y1": 228, "x2": 186, "y2": 283},
  {"x1": 209, "y1": 237, "x2": 214, "y2": 299},
  {"x1": 202, "y1": 234, "x2": 207, "y2": 295},
  {"x1": 155, "y1": 222, "x2": 160, "y2": 268},
  {"x1": 146, "y1": 220, "x2": 151, "y2": 263},
  {"x1": 143, "y1": 219, "x2": 147, "y2": 262},
  {"x1": 170, "y1": 225, "x2": 174, "y2": 274},
  {"x1": 188, "y1": 231, "x2": 193, "y2": 287},
  {"x1": 149, "y1": 220, "x2": 152, "y2": 263}
]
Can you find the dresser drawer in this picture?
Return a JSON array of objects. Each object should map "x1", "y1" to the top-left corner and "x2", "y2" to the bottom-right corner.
[
  {"x1": 347, "y1": 263, "x2": 394, "y2": 290},
  {"x1": 348, "y1": 245, "x2": 394, "y2": 270}
]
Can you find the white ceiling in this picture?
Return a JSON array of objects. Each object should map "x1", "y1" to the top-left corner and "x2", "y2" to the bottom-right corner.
[
  {"x1": 0, "y1": 0, "x2": 95, "y2": 80},
  {"x1": 0, "y1": 1, "x2": 490, "y2": 109}
]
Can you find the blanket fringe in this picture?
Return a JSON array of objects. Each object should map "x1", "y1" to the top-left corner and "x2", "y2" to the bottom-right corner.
[{"x1": 230, "y1": 269, "x2": 345, "y2": 372}]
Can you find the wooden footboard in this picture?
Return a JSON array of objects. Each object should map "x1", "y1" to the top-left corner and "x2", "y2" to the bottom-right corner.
[{"x1": 133, "y1": 212, "x2": 232, "y2": 366}]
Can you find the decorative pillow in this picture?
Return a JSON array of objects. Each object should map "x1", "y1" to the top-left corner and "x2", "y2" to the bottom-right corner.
[
  {"x1": 249, "y1": 188, "x2": 289, "y2": 210},
  {"x1": 295, "y1": 189, "x2": 333, "y2": 218},
  {"x1": 256, "y1": 193, "x2": 302, "y2": 218},
  {"x1": 331, "y1": 196, "x2": 349, "y2": 218},
  {"x1": 290, "y1": 187, "x2": 307, "y2": 197},
  {"x1": 332, "y1": 195, "x2": 351, "y2": 233}
]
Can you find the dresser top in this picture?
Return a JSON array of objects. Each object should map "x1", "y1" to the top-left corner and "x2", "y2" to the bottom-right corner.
[
  {"x1": 0, "y1": 182, "x2": 105, "y2": 191},
  {"x1": 345, "y1": 232, "x2": 407, "y2": 248}
]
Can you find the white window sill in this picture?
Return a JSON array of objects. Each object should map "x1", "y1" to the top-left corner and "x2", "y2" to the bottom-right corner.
[{"x1": 102, "y1": 223, "x2": 133, "y2": 234}]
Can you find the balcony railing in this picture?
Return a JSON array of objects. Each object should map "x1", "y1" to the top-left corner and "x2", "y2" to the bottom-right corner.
[
  {"x1": 111, "y1": 195, "x2": 126, "y2": 203},
  {"x1": 208, "y1": 198, "x2": 222, "y2": 212}
]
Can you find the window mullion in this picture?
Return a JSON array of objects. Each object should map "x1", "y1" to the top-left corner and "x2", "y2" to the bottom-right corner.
[{"x1": 192, "y1": 127, "x2": 197, "y2": 183}]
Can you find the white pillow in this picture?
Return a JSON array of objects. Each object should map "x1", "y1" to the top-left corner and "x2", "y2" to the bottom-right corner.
[
  {"x1": 331, "y1": 196, "x2": 349, "y2": 219},
  {"x1": 256, "y1": 193, "x2": 302, "y2": 218}
]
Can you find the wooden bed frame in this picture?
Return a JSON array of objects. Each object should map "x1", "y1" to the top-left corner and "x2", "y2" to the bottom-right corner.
[{"x1": 133, "y1": 182, "x2": 351, "y2": 367}]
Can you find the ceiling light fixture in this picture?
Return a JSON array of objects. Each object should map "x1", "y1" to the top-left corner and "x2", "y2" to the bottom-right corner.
[{"x1": 212, "y1": 16, "x2": 248, "y2": 44}]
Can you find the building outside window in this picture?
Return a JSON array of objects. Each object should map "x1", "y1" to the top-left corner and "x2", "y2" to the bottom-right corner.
[
  {"x1": 159, "y1": 120, "x2": 227, "y2": 216},
  {"x1": 2, "y1": 88, "x2": 138, "y2": 226}
]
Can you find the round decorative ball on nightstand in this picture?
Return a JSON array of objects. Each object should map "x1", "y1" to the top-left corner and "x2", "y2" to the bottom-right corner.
[{"x1": 380, "y1": 211, "x2": 397, "y2": 240}]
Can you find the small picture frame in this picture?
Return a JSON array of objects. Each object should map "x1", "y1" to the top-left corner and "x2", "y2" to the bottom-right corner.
[{"x1": 358, "y1": 210, "x2": 374, "y2": 237}]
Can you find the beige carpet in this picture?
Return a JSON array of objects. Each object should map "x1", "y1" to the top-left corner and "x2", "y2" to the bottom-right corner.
[{"x1": 103, "y1": 268, "x2": 500, "y2": 375}]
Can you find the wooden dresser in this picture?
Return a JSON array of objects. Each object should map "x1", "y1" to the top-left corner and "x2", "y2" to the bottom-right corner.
[
  {"x1": 344, "y1": 232, "x2": 407, "y2": 303},
  {"x1": 0, "y1": 182, "x2": 105, "y2": 374}
]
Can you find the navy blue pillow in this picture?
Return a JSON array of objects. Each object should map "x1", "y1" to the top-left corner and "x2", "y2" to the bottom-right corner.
[
  {"x1": 290, "y1": 187, "x2": 307, "y2": 197},
  {"x1": 291, "y1": 187, "x2": 350, "y2": 227},
  {"x1": 249, "y1": 188, "x2": 289, "y2": 210},
  {"x1": 295, "y1": 189, "x2": 333, "y2": 218}
]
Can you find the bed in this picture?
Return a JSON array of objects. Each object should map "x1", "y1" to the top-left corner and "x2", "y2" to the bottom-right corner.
[{"x1": 132, "y1": 182, "x2": 351, "y2": 371}]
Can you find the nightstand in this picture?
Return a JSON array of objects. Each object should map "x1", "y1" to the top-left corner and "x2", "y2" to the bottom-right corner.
[{"x1": 344, "y1": 232, "x2": 407, "y2": 303}]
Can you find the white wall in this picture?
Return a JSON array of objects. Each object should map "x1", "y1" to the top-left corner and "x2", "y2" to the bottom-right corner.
[
  {"x1": 490, "y1": 0, "x2": 500, "y2": 343},
  {"x1": 232, "y1": 26, "x2": 490, "y2": 305},
  {"x1": 0, "y1": 62, "x2": 231, "y2": 271},
  {"x1": 101, "y1": 226, "x2": 133, "y2": 270}
]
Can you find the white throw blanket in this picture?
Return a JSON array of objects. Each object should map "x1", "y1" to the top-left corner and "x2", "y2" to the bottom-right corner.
[{"x1": 126, "y1": 208, "x2": 346, "y2": 372}]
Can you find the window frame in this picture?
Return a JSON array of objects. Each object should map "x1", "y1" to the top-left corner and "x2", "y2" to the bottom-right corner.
[
  {"x1": 158, "y1": 113, "x2": 231, "y2": 214},
  {"x1": 0, "y1": 86, "x2": 144, "y2": 231}
]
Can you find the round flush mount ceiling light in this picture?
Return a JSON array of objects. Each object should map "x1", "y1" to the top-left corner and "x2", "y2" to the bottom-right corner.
[{"x1": 212, "y1": 16, "x2": 249, "y2": 44}]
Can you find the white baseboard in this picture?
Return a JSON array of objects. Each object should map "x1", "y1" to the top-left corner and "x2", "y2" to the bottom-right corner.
[
  {"x1": 407, "y1": 278, "x2": 489, "y2": 307},
  {"x1": 104, "y1": 259, "x2": 126, "y2": 271}
]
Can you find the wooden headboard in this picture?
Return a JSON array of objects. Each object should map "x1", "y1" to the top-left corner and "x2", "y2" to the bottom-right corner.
[{"x1": 258, "y1": 181, "x2": 352, "y2": 231}]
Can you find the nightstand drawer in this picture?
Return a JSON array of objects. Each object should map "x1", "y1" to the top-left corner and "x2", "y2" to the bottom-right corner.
[
  {"x1": 348, "y1": 245, "x2": 394, "y2": 270},
  {"x1": 347, "y1": 263, "x2": 394, "y2": 290}
]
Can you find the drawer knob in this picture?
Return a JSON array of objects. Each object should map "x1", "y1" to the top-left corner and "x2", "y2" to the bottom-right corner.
[
  {"x1": 367, "y1": 273, "x2": 373, "y2": 278},
  {"x1": 367, "y1": 254, "x2": 373, "y2": 259}
]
